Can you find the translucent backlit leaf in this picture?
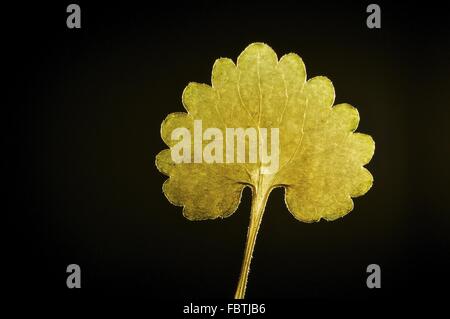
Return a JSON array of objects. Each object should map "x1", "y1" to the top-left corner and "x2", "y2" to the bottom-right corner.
[{"x1": 155, "y1": 43, "x2": 375, "y2": 298}]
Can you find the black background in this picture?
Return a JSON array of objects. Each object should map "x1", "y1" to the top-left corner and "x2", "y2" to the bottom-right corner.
[{"x1": 5, "y1": 0, "x2": 450, "y2": 312}]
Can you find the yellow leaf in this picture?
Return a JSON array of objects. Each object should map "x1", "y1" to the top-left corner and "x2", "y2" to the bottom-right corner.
[{"x1": 155, "y1": 42, "x2": 375, "y2": 298}]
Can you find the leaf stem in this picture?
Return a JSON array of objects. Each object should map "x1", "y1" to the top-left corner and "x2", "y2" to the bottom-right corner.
[{"x1": 234, "y1": 184, "x2": 271, "y2": 299}]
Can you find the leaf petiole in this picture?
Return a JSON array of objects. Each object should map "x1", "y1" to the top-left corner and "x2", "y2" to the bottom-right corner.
[{"x1": 234, "y1": 184, "x2": 271, "y2": 299}]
